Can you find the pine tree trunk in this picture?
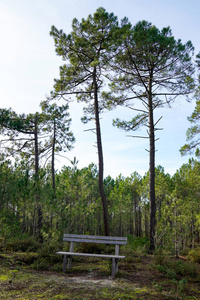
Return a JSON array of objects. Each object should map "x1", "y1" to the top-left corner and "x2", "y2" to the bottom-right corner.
[
  {"x1": 52, "y1": 120, "x2": 56, "y2": 192},
  {"x1": 145, "y1": 205, "x2": 149, "y2": 237},
  {"x1": 34, "y1": 116, "x2": 43, "y2": 242},
  {"x1": 138, "y1": 206, "x2": 142, "y2": 237},
  {"x1": 130, "y1": 197, "x2": 134, "y2": 235},
  {"x1": 134, "y1": 196, "x2": 138, "y2": 236},
  {"x1": 93, "y1": 68, "x2": 109, "y2": 236},
  {"x1": 148, "y1": 77, "x2": 156, "y2": 252}
]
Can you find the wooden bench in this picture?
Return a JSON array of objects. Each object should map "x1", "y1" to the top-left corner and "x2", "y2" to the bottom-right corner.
[{"x1": 56, "y1": 234, "x2": 127, "y2": 277}]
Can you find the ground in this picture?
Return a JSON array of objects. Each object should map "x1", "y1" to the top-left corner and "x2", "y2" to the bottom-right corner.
[{"x1": 0, "y1": 254, "x2": 200, "y2": 299}]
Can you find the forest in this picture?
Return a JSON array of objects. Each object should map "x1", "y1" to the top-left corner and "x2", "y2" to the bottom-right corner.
[
  {"x1": 1, "y1": 7, "x2": 200, "y2": 299},
  {"x1": 1, "y1": 156, "x2": 200, "y2": 255}
]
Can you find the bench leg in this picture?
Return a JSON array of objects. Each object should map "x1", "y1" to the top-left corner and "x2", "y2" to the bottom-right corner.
[
  {"x1": 63, "y1": 255, "x2": 68, "y2": 272},
  {"x1": 112, "y1": 258, "x2": 118, "y2": 277},
  {"x1": 116, "y1": 259, "x2": 119, "y2": 273},
  {"x1": 67, "y1": 256, "x2": 72, "y2": 269},
  {"x1": 63, "y1": 255, "x2": 72, "y2": 272},
  {"x1": 67, "y1": 241, "x2": 74, "y2": 269}
]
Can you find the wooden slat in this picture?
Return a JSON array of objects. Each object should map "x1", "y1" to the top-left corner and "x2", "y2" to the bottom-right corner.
[
  {"x1": 63, "y1": 237, "x2": 126, "y2": 245},
  {"x1": 63, "y1": 234, "x2": 127, "y2": 245},
  {"x1": 56, "y1": 251, "x2": 125, "y2": 259},
  {"x1": 64, "y1": 234, "x2": 127, "y2": 241}
]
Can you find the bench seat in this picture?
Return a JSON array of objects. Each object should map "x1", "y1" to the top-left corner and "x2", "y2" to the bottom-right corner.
[
  {"x1": 56, "y1": 234, "x2": 127, "y2": 277},
  {"x1": 56, "y1": 251, "x2": 125, "y2": 259}
]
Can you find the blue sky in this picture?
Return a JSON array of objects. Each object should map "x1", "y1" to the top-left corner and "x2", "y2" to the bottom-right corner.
[{"x1": 0, "y1": 0, "x2": 199, "y2": 178}]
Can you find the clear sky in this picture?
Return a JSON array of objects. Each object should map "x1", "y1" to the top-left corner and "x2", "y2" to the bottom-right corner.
[{"x1": 0, "y1": 0, "x2": 199, "y2": 178}]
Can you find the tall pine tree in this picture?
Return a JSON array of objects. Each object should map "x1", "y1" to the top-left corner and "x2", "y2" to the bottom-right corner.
[
  {"x1": 50, "y1": 7, "x2": 123, "y2": 235},
  {"x1": 106, "y1": 20, "x2": 195, "y2": 250}
]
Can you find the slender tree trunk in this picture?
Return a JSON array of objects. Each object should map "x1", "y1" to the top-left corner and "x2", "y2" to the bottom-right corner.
[
  {"x1": 35, "y1": 116, "x2": 39, "y2": 177},
  {"x1": 148, "y1": 76, "x2": 156, "y2": 252},
  {"x1": 145, "y1": 204, "x2": 149, "y2": 237},
  {"x1": 138, "y1": 206, "x2": 142, "y2": 237},
  {"x1": 34, "y1": 115, "x2": 43, "y2": 242},
  {"x1": 49, "y1": 120, "x2": 56, "y2": 233},
  {"x1": 174, "y1": 200, "x2": 178, "y2": 258},
  {"x1": 134, "y1": 196, "x2": 139, "y2": 237},
  {"x1": 130, "y1": 197, "x2": 134, "y2": 235},
  {"x1": 33, "y1": 208, "x2": 36, "y2": 237},
  {"x1": 93, "y1": 68, "x2": 109, "y2": 236},
  {"x1": 52, "y1": 120, "x2": 56, "y2": 192}
]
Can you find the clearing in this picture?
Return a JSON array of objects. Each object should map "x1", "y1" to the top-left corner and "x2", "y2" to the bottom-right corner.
[{"x1": 0, "y1": 253, "x2": 200, "y2": 299}]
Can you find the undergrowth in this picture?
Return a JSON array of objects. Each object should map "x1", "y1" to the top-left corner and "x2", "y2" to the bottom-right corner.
[
  {"x1": 1, "y1": 240, "x2": 200, "y2": 299},
  {"x1": 187, "y1": 248, "x2": 200, "y2": 263},
  {"x1": 154, "y1": 248, "x2": 199, "y2": 280}
]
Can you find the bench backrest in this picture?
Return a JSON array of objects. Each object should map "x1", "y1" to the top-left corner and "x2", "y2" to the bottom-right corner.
[{"x1": 63, "y1": 234, "x2": 127, "y2": 245}]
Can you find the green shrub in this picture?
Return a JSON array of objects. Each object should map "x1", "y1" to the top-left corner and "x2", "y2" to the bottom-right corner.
[
  {"x1": 31, "y1": 254, "x2": 61, "y2": 271},
  {"x1": 155, "y1": 256, "x2": 198, "y2": 279},
  {"x1": 0, "y1": 210, "x2": 23, "y2": 243},
  {"x1": 127, "y1": 235, "x2": 149, "y2": 249},
  {"x1": 77, "y1": 242, "x2": 106, "y2": 254},
  {"x1": 156, "y1": 264, "x2": 166, "y2": 273},
  {"x1": 153, "y1": 248, "x2": 168, "y2": 265},
  {"x1": 177, "y1": 279, "x2": 188, "y2": 295},
  {"x1": 172, "y1": 259, "x2": 197, "y2": 277},
  {"x1": 179, "y1": 248, "x2": 190, "y2": 256},
  {"x1": 14, "y1": 252, "x2": 38, "y2": 264},
  {"x1": 37, "y1": 240, "x2": 62, "y2": 257},
  {"x1": 188, "y1": 248, "x2": 200, "y2": 263},
  {"x1": 31, "y1": 257, "x2": 51, "y2": 271},
  {"x1": 166, "y1": 268, "x2": 177, "y2": 279},
  {"x1": 4, "y1": 237, "x2": 41, "y2": 252},
  {"x1": 126, "y1": 235, "x2": 150, "y2": 256},
  {"x1": 51, "y1": 263, "x2": 63, "y2": 272}
]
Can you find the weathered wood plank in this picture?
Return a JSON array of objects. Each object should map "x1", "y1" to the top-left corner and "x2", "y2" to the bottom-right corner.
[
  {"x1": 56, "y1": 251, "x2": 125, "y2": 259},
  {"x1": 63, "y1": 237, "x2": 127, "y2": 245},
  {"x1": 112, "y1": 257, "x2": 118, "y2": 277},
  {"x1": 115, "y1": 245, "x2": 119, "y2": 256},
  {"x1": 63, "y1": 254, "x2": 67, "y2": 272},
  {"x1": 115, "y1": 245, "x2": 119, "y2": 273},
  {"x1": 67, "y1": 242, "x2": 74, "y2": 269},
  {"x1": 63, "y1": 234, "x2": 127, "y2": 242}
]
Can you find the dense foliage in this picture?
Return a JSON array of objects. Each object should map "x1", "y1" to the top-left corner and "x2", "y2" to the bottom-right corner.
[{"x1": 0, "y1": 157, "x2": 200, "y2": 255}]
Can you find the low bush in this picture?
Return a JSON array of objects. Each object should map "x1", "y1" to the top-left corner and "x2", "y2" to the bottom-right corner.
[
  {"x1": 127, "y1": 235, "x2": 149, "y2": 250},
  {"x1": 153, "y1": 248, "x2": 169, "y2": 265},
  {"x1": 37, "y1": 240, "x2": 61, "y2": 257},
  {"x1": 0, "y1": 210, "x2": 23, "y2": 241},
  {"x1": 77, "y1": 242, "x2": 106, "y2": 254},
  {"x1": 14, "y1": 252, "x2": 38, "y2": 264},
  {"x1": 31, "y1": 252, "x2": 62, "y2": 271},
  {"x1": 187, "y1": 248, "x2": 200, "y2": 263},
  {"x1": 31, "y1": 257, "x2": 51, "y2": 271},
  {"x1": 126, "y1": 235, "x2": 150, "y2": 257},
  {"x1": 154, "y1": 253, "x2": 198, "y2": 280},
  {"x1": 179, "y1": 247, "x2": 190, "y2": 256},
  {"x1": 4, "y1": 237, "x2": 41, "y2": 252}
]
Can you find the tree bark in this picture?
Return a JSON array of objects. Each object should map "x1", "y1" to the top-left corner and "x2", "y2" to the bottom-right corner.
[
  {"x1": 50, "y1": 123, "x2": 56, "y2": 235},
  {"x1": 93, "y1": 68, "x2": 109, "y2": 236},
  {"x1": 130, "y1": 196, "x2": 134, "y2": 235},
  {"x1": 34, "y1": 115, "x2": 43, "y2": 242},
  {"x1": 52, "y1": 120, "x2": 56, "y2": 192},
  {"x1": 148, "y1": 76, "x2": 156, "y2": 252},
  {"x1": 134, "y1": 196, "x2": 138, "y2": 236}
]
